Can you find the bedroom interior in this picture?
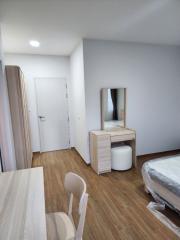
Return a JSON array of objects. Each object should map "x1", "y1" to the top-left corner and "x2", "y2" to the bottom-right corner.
[{"x1": 0, "y1": 0, "x2": 180, "y2": 239}]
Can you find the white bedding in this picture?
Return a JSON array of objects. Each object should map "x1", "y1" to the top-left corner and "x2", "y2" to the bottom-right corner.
[
  {"x1": 142, "y1": 156, "x2": 180, "y2": 237},
  {"x1": 147, "y1": 156, "x2": 180, "y2": 184},
  {"x1": 142, "y1": 155, "x2": 180, "y2": 212}
]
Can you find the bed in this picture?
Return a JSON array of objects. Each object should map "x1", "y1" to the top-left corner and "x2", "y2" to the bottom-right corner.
[
  {"x1": 142, "y1": 155, "x2": 180, "y2": 212},
  {"x1": 142, "y1": 156, "x2": 180, "y2": 237}
]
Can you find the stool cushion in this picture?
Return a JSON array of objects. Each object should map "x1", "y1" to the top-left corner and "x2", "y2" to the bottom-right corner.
[{"x1": 111, "y1": 145, "x2": 132, "y2": 170}]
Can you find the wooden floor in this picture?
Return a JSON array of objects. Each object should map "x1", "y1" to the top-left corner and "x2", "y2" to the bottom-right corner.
[{"x1": 33, "y1": 149, "x2": 180, "y2": 240}]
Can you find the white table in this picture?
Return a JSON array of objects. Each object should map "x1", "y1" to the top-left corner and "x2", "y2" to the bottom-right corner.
[{"x1": 0, "y1": 167, "x2": 47, "y2": 240}]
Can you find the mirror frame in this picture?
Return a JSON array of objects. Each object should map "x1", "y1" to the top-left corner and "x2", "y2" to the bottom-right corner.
[{"x1": 101, "y1": 88, "x2": 126, "y2": 130}]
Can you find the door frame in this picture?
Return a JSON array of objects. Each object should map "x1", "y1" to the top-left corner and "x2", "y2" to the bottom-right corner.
[{"x1": 34, "y1": 77, "x2": 70, "y2": 153}]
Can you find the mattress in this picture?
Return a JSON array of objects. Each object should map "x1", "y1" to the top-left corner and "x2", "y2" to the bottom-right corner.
[{"x1": 142, "y1": 155, "x2": 180, "y2": 212}]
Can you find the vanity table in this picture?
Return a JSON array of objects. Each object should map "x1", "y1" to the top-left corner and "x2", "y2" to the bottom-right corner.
[
  {"x1": 90, "y1": 128, "x2": 136, "y2": 175},
  {"x1": 90, "y1": 87, "x2": 136, "y2": 175}
]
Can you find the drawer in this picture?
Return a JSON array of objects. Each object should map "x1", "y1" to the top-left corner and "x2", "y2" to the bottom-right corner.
[
  {"x1": 98, "y1": 155, "x2": 111, "y2": 164},
  {"x1": 97, "y1": 148, "x2": 111, "y2": 157},
  {"x1": 97, "y1": 135, "x2": 110, "y2": 141},
  {"x1": 98, "y1": 161, "x2": 111, "y2": 171},
  {"x1": 111, "y1": 133, "x2": 135, "y2": 143},
  {"x1": 97, "y1": 140, "x2": 110, "y2": 148},
  {"x1": 97, "y1": 135, "x2": 110, "y2": 147}
]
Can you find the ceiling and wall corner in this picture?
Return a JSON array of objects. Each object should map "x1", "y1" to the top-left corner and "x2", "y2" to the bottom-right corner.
[
  {"x1": 1, "y1": 0, "x2": 180, "y2": 55},
  {"x1": 1, "y1": 0, "x2": 180, "y2": 164}
]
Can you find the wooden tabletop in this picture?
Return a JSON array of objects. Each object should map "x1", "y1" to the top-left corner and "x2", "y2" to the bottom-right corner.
[
  {"x1": 91, "y1": 127, "x2": 135, "y2": 136},
  {"x1": 0, "y1": 167, "x2": 47, "y2": 240}
]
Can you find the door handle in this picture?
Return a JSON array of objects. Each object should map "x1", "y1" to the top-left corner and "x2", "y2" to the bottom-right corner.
[{"x1": 38, "y1": 116, "x2": 46, "y2": 121}]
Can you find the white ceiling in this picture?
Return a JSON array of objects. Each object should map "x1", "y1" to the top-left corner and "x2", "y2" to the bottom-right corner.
[{"x1": 1, "y1": 0, "x2": 180, "y2": 56}]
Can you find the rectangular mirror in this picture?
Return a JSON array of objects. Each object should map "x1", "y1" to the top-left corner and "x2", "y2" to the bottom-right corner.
[{"x1": 101, "y1": 88, "x2": 126, "y2": 130}]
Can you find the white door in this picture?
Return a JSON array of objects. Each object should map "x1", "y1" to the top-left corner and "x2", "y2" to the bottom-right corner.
[{"x1": 35, "y1": 78, "x2": 70, "y2": 152}]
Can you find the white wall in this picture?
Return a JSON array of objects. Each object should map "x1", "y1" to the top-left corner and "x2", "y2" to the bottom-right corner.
[
  {"x1": 5, "y1": 54, "x2": 71, "y2": 152},
  {"x1": 4, "y1": 40, "x2": 180, "y2": 164},
  {"x1": 0, "y1": 27, "x2": 16, "y2": 171},
  {"x1": 70, "y1": 42, "x2": 89, "y2": 163},
  {"x1": 83, "y1": 39, "x2": 180, "y2": 155}
]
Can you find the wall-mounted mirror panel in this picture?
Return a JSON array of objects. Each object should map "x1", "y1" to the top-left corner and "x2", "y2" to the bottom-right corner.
[{"x1": 101, "y1": 88, "x2": 126, "y2": 130}]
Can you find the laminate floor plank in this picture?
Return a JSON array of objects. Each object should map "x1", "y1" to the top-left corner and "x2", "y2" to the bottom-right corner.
[{"x1": 32, "y1": 149, "x2": 180, "y2": 240}]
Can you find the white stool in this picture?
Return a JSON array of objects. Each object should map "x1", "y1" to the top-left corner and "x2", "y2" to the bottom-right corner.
[{"x1": 111, "y1": 145, "x2": 132, "y2": 170}]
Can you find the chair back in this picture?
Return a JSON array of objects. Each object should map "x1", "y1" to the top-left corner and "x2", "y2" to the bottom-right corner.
[{"x1": 64, "y1": 172, "x2": 88, "y2": 240}]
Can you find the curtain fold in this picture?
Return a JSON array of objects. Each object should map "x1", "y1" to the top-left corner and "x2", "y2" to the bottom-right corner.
[{"x1": 110, "y1": 89, "x2": 118, "y2": 120}]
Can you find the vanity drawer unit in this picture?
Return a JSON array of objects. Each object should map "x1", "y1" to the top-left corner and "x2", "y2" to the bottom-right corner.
[
  {"x1": 110, "y1": 130, "x2": 135, "y2": 143},
  {"x1": 90, "y1": 128, "x2": 136, "y2": 175},
  {"x1": 90, "y1": 132, "x2": 111, "y2": 174}
]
